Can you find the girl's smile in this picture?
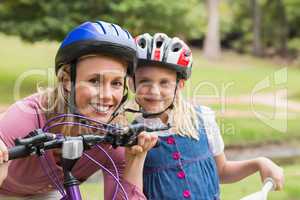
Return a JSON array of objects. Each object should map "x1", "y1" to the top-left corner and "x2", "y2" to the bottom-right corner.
[{"x1": 134, "y1": 65, "x2": 178, "y2": 114}]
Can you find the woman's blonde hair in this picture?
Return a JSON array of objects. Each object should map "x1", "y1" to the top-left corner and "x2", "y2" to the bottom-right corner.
[{"x1": 38, "y1": 64, "x2": 82, "y2": 136}]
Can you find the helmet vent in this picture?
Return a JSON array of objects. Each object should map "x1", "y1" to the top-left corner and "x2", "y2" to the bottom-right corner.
[
  {"x1": 156, "y1": 40, "x2": 163, "y2": 48},
  {"x1": 138, "y1": 38, "x2": 147, "y2": 48},
  {"x1": 172, "y1": 43, "x2": 182, "y2": 52},
  {"x1": 110, "y1": 24, "x2": 119, "y2": 36},
  {"x1": 95, "y1": 21, "x2": 106, "y2": 34}
]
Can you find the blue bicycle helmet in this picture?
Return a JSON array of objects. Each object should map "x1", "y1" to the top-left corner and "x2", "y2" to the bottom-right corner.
[{"x1": 55, "y1": 21, "x2": 137, "y2": 76}]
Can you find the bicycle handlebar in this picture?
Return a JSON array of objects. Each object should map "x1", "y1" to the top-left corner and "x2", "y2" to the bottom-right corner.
[{"x1": 8, "y1": 122, "x2": 170, "y2": 160}]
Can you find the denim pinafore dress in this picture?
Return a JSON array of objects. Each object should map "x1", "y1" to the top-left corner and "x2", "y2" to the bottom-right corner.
[{"x1": 143, "y1": 110, "x2": 220, "y2": 200}]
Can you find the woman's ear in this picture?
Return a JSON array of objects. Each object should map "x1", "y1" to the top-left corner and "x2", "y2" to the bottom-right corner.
[
  {"x1": 128, "y1": 77, "x2": 135, "y2": 93},
  {"x1": 62, "y1": 73, "x2": 71, "y2": 92}
]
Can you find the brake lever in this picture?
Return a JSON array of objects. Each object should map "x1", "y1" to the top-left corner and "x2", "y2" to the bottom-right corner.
[{"x1": 15, "y1": 129, "x2": 56, "y2": 146}]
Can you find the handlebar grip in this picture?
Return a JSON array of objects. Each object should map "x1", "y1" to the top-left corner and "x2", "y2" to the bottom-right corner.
[
  {"x1": 8, "y1": 145, "x2": 31, "y2": 160},
  {"x1": 128, "y1": 138, "x2": 160, "y2": 148}
]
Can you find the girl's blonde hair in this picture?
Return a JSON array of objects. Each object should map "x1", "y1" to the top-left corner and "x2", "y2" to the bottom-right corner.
[
  {"x1": 172, "y1": 92, "x2": 200, "y2": 140},
  {"x1": 129, "y1": 90, "x2": 201, "y2": 140}
]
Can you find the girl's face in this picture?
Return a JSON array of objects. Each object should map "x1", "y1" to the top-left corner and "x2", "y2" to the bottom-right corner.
[
  {"x1": 73, "y1": 55, "x2": 126, "y2": 122},
  {"x1": 134, "y1": 65, "x2": 178, "y2": 114}
]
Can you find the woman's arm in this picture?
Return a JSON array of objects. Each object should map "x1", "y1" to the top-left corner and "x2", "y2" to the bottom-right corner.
[{"x1": 214, "y1": 153, "x2": 284, "y2": 190}]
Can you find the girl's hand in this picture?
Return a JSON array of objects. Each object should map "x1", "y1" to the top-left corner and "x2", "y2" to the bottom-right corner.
[
  {"x1": 126, "y1": 132, "x2": 158, "y2": 158},
  {"x1": 0, "y1": 139, "x2": 10, "y2": 186},
  {"x1": 257, "y1": 157, "x2": 284, "y2": 190},
  {"x1": 123, "y1": 132, "x2": 158, "y2": 189}
]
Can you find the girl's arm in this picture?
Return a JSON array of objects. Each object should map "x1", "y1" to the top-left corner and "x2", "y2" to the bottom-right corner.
[
  {"x1": 214, "y1": 153, "x2": 284, "y2": 190},
  {"x1": 103, "y1": 132, "x2": 158, "y2": 200},
  {"x1": 123, "y1": 132, "x2": 158, "y2": 189}
]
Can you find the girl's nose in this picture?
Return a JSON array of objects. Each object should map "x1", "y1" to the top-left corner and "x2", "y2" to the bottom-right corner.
[{"x1": 149, "y1": 84, "x2": 160, "y2": 95}]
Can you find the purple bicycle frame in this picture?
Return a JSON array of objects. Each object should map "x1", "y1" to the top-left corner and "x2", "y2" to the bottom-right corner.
[{"x1": 60, "y1": 185, "x2": 82, "y2": 200}]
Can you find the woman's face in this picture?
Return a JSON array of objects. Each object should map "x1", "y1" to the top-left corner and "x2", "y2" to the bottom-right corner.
[
  {"x1": 74, "y1": 55, "x2": 127, "y2": 122},
  {"x1": 134, "y1": 65, "x2": 178, "y2": 114}
]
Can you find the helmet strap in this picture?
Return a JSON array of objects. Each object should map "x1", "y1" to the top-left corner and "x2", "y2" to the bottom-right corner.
[
  {"x1": 108, "y1": 77, "x2": 129, "y2": 123},
  {"x1": 69, "y1": 61, "x2": 80, "y2": 115}
]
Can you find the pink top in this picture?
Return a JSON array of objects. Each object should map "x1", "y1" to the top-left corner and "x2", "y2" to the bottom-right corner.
[{"x1": 0, "y1": 94, "x2": 146, "y2": 199}]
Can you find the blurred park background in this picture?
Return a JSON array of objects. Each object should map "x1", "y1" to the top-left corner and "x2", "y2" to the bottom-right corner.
[{"x1": 0, "y1": 0, "x2": 300, "y2": 199}]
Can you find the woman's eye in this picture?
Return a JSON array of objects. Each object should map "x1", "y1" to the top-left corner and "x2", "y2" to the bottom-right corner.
[
  {"x1": 160, "y1": 80, "x2": 170, "y2": 87},
  {"x1": 89, "y1": 78, "x2": 100, "y2": 85}
]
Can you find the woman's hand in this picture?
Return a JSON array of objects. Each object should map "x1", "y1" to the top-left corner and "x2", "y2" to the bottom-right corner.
[
  {"x1": 257, "y1": 157, "x2": 284, "y2": 190},
  {"x1": 0, "y1": 139, "x2": 9, "y2": 164},
  {"x1": 0, "y1": 139, "x2": 9, "y2": 186}
]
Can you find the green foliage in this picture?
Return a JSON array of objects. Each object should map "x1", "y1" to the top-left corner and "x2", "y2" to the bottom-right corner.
[
  {"x1": 0, "y1": 1, "x2": 299, "y2": 56},
  {"x1": 227, "y1": 0, "x2": 300, "y2": 54},
  {"x1": 0, "y1": 0, "x2": 203, "y2": 42}
]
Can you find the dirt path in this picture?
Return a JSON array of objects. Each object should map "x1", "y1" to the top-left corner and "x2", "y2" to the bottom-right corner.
[
  {"x1": 225, "y1": 141, "x2": 300, "y2": 162},
  {"x1": 195, "y1": 89, "x2": 300, "y2": 118}
]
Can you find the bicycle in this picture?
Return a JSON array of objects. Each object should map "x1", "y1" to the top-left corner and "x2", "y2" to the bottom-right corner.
[
  {"x1": 240, "y1": 177, "x2": 276, "y2": 200},
  {"x1": 7, "y1": 113, "x2": 168, "y2": 200}
]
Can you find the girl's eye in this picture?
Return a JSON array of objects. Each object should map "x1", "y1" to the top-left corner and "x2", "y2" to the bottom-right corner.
[
  {"x1": 112, "y1": 80, "x2": 124, "y2": 87},
  {"x1": 138, "y1": 79, "x2": 152, "y2": 87}
]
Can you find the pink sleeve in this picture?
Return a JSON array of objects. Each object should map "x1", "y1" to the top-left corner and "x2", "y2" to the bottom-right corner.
[
  {"x1": 0, "y1": 96, "x2": 44, "y2": 148},
  {"x1": 102, "y1": 146, "x2": 146, "y2": 200}
]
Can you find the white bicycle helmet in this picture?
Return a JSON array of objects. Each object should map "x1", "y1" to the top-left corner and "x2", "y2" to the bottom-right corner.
[{"x1": 135, "y1": 33, "x2": 192, "y2": 80}]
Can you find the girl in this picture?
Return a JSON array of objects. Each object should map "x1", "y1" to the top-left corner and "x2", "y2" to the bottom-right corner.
[
  {"x1": 0, "y1": 21, "x2": 157, "y2": 199},
  {"x1": 130, "y1": 33, "x2": 284, "y2": 199}
]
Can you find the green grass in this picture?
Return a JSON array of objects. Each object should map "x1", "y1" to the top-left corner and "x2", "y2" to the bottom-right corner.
[
  {"x1": 1, "y1": 33, "x2": 300, "y2": 145},
  {"x1": 80, "y1": 183, "x2": 103, "y2": 200},
  {"x1": 0, "y1": 33, "x2": 58, "y2": 104},
  {"x1": 218, "y1": 116, "x2": 300, "y2": 146},
  {"x1": 221, "y1": 164, "x2": 300, "y2": 200},
  {"x1": 1, "y1": 34, "x2": 300, "y2": 104},
  {"x1": 184, "y1": 49, "x2": 300, "y2": 98},
  {"x1": 79, "y1": 164, "x2": 300, "y2": 200}
]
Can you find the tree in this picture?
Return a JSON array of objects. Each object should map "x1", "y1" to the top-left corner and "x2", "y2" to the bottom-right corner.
[
  {"x1": 251, "y1": 0, "x2": 263, "y2": 57},
  {"x1": 203, "y1": 0, "x2": 221, "y2": 60},
  {"x1": 0, "y1": 0, "x2": 200, "y2": 42}
]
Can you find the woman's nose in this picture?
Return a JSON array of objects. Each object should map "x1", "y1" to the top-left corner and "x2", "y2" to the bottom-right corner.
[{"x1": 97, "y1": 84, "x2": 113, "y2": 100}]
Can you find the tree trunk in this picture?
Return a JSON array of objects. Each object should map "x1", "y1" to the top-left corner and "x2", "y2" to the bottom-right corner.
[
  {"x1": 251, "y1": 0, "x2": 263, "y2": 57},
  {"x1": 277, "y1": 0, "x2": 288, "y2": 57},
  {"x1": 203, "y1": 0, "x2": 221, "y2": 60}
]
